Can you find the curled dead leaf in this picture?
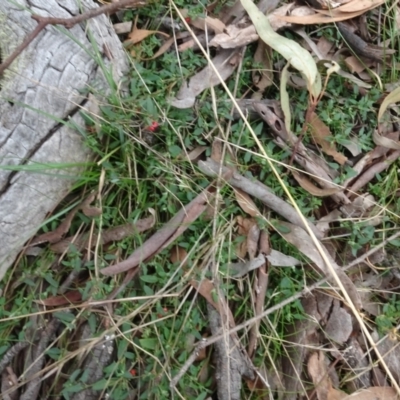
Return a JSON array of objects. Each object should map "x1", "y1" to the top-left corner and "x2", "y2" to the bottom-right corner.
[
  {"x1": 234, "y1": 188, "x2": 261, "y2": 217},
  {"x1": 309, "y1": 112, "x2": 347, "y2": 165},
  {"x1": 373, "y1": 130, "x2": 400, "y2": 150},
  {"x1": 190, "y1": 16, "x2": 226, "y2": 34},
  {"x1": 292, "y1": 171, "x2": 340, "y2": 197}
]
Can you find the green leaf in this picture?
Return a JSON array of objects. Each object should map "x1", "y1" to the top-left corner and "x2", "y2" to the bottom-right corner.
[
  {"x1": 169, "y1": 145, "x2": 182, "y2": 157},
  {"x1": 92, "y1": 379, "x2": 108, "y2": 391},
  {"x1": 140, "y1": 275, "x2": 159, "y2": 283},
  {"x1": 139, "y1": 338, "x2": 158, "y2": 350},
  {"x1": 54, "y1": 311, "x2": 75, "y2": 324},
  {"x1": 0, "y1": 346, "x2": 9, "y2": 356},
  {"x1": 272, "y1": 221, "x2": 291, "y2": 234},
  {"x1": 46, "y1": 347, "x2": 61, "y2": 360},
  {"x1": 240, "y1": 0, "x2": 321, "y2": 97}
]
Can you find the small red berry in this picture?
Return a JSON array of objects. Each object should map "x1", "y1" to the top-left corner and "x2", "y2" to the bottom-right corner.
[{"x1": 147, "y1": 121, "x2": 159, "y2": 132}]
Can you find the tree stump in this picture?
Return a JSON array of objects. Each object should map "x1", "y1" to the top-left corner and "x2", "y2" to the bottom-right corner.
[{"x1": 0, "y1": 0, "x2": 129, "y2": 280}]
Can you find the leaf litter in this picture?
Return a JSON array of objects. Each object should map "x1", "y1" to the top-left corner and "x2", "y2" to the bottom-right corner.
[{"x1": 4, "y1": 0, "x2": 400, "y2": 398}]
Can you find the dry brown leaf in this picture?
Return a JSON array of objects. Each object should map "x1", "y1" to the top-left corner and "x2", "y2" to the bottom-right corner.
[
  {"x1": 373, "y1": 129, "x2": 400, "y2": 150},
  {"x1": 237, "y1": 216, "x2": 255, "y2": 235},
  {"x1": 370, "y1": 131, "x2": 399, "y2": 159},
  {"x1": 190, "y1": 279, "x2": 235, "y2": 326},
  {"x1": 328, "y1": 387, "x2": 399, "y2": 400},
  {"x1": 324, "y1": 299, "x2": 352, "y2": 344},
  {"x1": 253, "y1": 40, "x2": 274, "y2": 91},
  {"x1": 227, "y1": 253, "x2": 265, "y2": 277},
  {"x1": 170, "y1": 245, "x2": 188, "y2": 267},
  {"x1": 142, "y1": 32, "x2": 190, "y2": 60},
  {"x1": 308, "y1": 351, "x2": 331, "y2": 400},
  {"x1": 82, "y1": 206, "x2": 102, "y2": 217},
  {"x1": 113, "y1": 21, "x2": 133, "y2": 34},
  {"x1": 210, "y1": 25, "x2": 258, "y2": 49},
  {"x1": 35, "y1": 290, "x2": 82, "y2": 306},
  {"x1": 234, "y1": 188, "x2": 261, "y2": 217},
  {"x1": 338, "y1": 0, "x2": 385, "y2": 12},
  {"x1": 344, "y1": 55, "x2": 373, "y2": 74},
  {"x1": 328, "y1": 388, "x2": 347, "y2": 400},
  {"x1": 50, "y1": 216, "x2": 155, "y2": 254},
  {"x1": 377, "y1": 337, "x2": 400, "y2": 382},
  {"x1": 317, "y1": 36, "x2": 335, "y2": 58},
  {"x1": 190, "y1": 16, "x2": 226, "y2": 34},
  {"x1": 125, "y1": 17, "x2": 169, "y2": 45},
  {"x1": 190, "y1": 279, "x2": 220, "y2": 310},
  {"x1": 170, "y1": 49, "x2": 241, "y2": 108},
  {"x1": 211, "y1": 138, "x2": 223, "y2": 162},
  {"x1": 268, "y1": 4, "x2": 314, "y2": 30},
  {"x1": 276, "y1": 8, "x2": 380, "y2": 24},
  {"x1": 309, "y1": 112, "x2": 347, "y2": 165},
  {"x1": 100, "y1": 189, "x2": 212, "y2": 275},
  {"x1": 259, "y1": 229, "x2": 270, "y2": 254},
  {"x1": 292, "y1": 171, "x2": 340, "y2": 197},
  {"x1": 236, "y1": 216, "x2": 255, "y2": 258},
  {"x1": 266, "y1": 250, "x2": 301, "y2": 266},
  {"x1": 30, "y1": 193, "x2": 96, "y2": 246},
  {"x1": 247, "y1": 222, "x2": 260, "y2": 260},
  {"x1": 182, "y1": 145, "x2": 208, "y2": 161}
]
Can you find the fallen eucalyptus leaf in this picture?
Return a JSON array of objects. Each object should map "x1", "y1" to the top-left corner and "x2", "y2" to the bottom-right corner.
[
  {"x1": 170, "y1": 49, "x2": 241, "y2": 108},
  {"x1": 373, "y1": 129, "x2": 400, "y2": 150},
  {"x1": 266, "y1": 249, "x2": 301, "y2": 267},
  {"x1": 309, "y1": 112, "x2": 347, "y2": 165},
  {"x1": 210, "y1": 25, "x2": 258, "y2": 48},
  {"x1": 240, "y1": 0, "x2": 321, "y2": 97},
  {"x1": 280, "y1": 63, "x2": 292, "y2": 134},
  {"x1": 292, "y1": 171, "x2": 340, "y2": 197},
  {"x1": 227, "y1": 253, "x2": 266, "y2": 277}
]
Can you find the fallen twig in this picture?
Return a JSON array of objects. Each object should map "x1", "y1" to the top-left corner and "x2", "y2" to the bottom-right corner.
[
  {"x1": 248, "y1": 262, "x2": 268, "y2": 358},
  {"x1": 169, "y1": 340, "x2": 208, "y2": 390},
  {"x1": 198, "y1": 158, "x2": 323, "y2": 239},
  {"x1": 0, "y1": 0, "x2": 145, "y2": 76},
  {"x1": 349, "y1": 149, "x2": 400, "y2": 194},
  {"x1": 0, "y1": 342, "x2": 30, "y2": 375},
  {"x1": 207, "y1": 303, "x2": 254, "y2": 400},
  {"x1": 19, "y1": 318, "x2": 61, "y2": 400},
  {"x1": 49, "y1": 216, "x2": 155, "y2": 253},
  {"x1": 100, "y1": 185, "x2": 217, "y2": 275}
]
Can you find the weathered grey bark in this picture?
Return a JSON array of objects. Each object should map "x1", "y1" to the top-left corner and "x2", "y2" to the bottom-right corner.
[
  {"x1": 207, "y1": 303, "x2": 255, "y2": 400},
  {"x1": 0, "y1": 0, "x2": 129, "y2": 280}
]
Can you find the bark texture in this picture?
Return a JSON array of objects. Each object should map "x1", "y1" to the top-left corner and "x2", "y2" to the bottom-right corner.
[{"x1": 0, "y1": 0, "x2": 128, "y2": 280}]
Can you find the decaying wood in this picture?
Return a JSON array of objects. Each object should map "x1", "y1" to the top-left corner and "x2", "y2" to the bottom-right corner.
[
  {"x1": 70, "y1": 324, "x2": 115, "y2": 400},
  {"x1": 0, "y1": 0, "x2": 129, "y2": 280},
  {"x1": 207, "y1": 303, "x2": 255, "y2": 400}
]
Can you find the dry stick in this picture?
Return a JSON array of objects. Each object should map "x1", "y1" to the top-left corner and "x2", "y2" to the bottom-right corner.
[
  {"x1": 19, "y1": 319, "x2": 61, "y2": 400},
  {"x1": 189, "y1": 230, "x2": 400, "y2": 350},
  {"x1": 0, "y1": 342, "x2": 30, "y2": 375},
  {"x1": 248, "y1": 264, "x2": 269, "y2": 358},
  {"x1": 0, "y1": 0, "x2": 145, "y2": 76},
  {"x1": 100, "y1": 188, "x2": 213, "y2": 276},
  {"x1": 169, "y1": 339, "x2": 208, "y2": 389},
  {"x1": 349, "y1": 149, "x2": 400, "y2": 193},
  {"x1": 198, "y1": 158, "x2": 323, "y2": 239}
]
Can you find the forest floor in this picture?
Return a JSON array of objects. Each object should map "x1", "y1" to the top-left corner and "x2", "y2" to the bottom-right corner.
[{"x1": 2, "y1": 0, "x2": 400, "y2": 399}]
